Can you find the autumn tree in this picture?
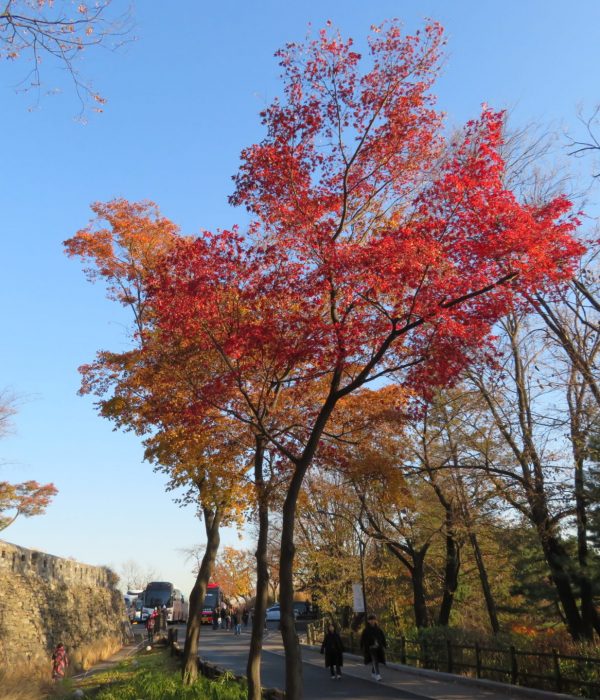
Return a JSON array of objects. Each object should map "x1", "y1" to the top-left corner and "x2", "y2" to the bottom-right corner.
[
  {"x1": 0, "y1": 389, "x2": 57, "y2": 532},
  {"x1": 343, "y1": 426, "x2": 456, "y2": 630},
  {"x1": 146, "y1": 422, "x2": 250, "y2": 678},
  {"x1": 148, "y1": 21, "x2": 583, "y2": 698},
  {"x1": 64, "y1": 200, "x2": 265, "y2": 686},
  {"x1": 0, "y1": 479, "x2": 57, "y2": 531},
  {"x1": 418, "y1": 390, "x2": 505, "y2": 635},
  {"x1": 211, "y1": 546, "x2": 256, "y2": 602}
]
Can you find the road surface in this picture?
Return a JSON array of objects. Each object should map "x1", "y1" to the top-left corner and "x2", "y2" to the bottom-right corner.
[{"x1": 173, "y1": 623, "x2": 547, "y2": 700}]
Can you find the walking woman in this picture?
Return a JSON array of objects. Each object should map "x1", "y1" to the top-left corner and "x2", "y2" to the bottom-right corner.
[
  {"x1": 320, "y1": 623, "x2": 344, "y2": 679},
  {"x1": 360, "y1": 614, "x2": 387, "y2": 681}
]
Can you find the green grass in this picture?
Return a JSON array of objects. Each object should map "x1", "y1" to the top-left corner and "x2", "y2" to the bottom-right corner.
[{"x1": 73, "y1": 648, "x2": 247, "y2": 700}]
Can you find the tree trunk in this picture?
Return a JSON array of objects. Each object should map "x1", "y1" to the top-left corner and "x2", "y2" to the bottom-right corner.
[
  {"x1": 279, "y1": 467, "x2": 304, "y2": 700},
  {"x1": 411, "y1": 551, "x2": 430, "y2": 628},
  {"x1": 569, "y1": 381, "x2": 600, "y2": 639},
  {"x1": 469, "y1": 530, "x2": 500, "y2": 635},
  {"x1": 437, "y1": 507, "x2": 460, "y2": 626},
  {"x1": 277, "y1": 389, "x2": 340, "y2": 700},
  {"x1": 383, "y1": 539, "x2": 430, "y2": 629},
  {"x1": 182, "y1": 507, "x2": 222, "y2": 685},
  {"x1": 475, "y1": 318, "x2": 590, "y2": 642},
  {"x1": 536, "y1": 520, "x2": 586, "y2": 641},
  {"x1": 247, "y1": 436, "x2": 269, "y2": 700}
]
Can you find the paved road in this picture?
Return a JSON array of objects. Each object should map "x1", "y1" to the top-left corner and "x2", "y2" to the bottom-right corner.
[
  {"x1": 193, "y1": 627, "x2": 424, "y2": 699},
  {"x1": 173, "y1": 624, "x2": 536, "y2": 700}
]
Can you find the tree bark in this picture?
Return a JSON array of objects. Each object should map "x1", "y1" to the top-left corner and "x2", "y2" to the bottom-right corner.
[
  {"x1": 247, "y1": 436, "x2": 269, "y2": 700},
  {"x1": 279, "y1": 467, "x2": 305, "y2": 700},
  {"x1": 411, "y1": 551, "x2": 430, "y2": 628},
  {"x1": 468, "y1": 530, "x2": 500, "y2": 635},
  {"x1": 385, "y1": 541, "x2": 431, "y2": 628},
  {"x1": 182, "y1": 506, "x2": 222, "y2": 685},
  {"x1": 568, "y1": 376, "x2": 600, "y2": 639},
  {"x1": 536, "y1": 523, "x2": 586, "y2": 640},
  {"x1": 437, "y1": 507, "x2": 460, "y2": 626},
  {"x1": 278, "y1": 387, "x2": 340, "y2": 700}
]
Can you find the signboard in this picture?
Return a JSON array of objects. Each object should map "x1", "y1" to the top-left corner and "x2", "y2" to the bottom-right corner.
[{"x1": 352, "y1": 582, "x2": 365, "y2": 612}]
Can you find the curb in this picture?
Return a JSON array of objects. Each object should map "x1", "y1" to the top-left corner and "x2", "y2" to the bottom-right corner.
[{"x1": 171, "y1": 640, "x2": 285, "y2": 699}]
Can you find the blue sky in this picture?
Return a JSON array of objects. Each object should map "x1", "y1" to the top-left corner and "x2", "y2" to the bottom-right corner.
[{"x1": 1, "y1": 0, "x2": 599, "y2": 597}]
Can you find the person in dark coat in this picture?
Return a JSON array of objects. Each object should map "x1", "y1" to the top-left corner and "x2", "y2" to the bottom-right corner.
[
  {"x1": 320, "y1": 623, "x2": 344, "y2": 679},
  {"x1": 231, "y1": 609, "x2": 240, "y2": 635},
  {"x1": 359, "y1": 614, "x2": 387, "y2": 681}
]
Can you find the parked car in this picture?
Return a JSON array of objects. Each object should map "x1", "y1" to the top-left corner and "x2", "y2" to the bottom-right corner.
[
  {"x1": 265, "y1": 604, "x2": 299, "y2": 621},
  {"x1": 293, "y1": 601, "x2": 319, "y2": 619}
]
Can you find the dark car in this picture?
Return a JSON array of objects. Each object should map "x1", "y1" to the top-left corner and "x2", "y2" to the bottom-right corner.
[
  {"x1": 266, "y1": 604, "x2": 300, "y2": 621},
  {"x1": 293, "y1": 601, "x2": 319, "y2": 619}
]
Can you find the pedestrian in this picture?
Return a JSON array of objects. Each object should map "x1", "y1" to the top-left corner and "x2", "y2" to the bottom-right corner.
[
  {"x1": 146, "y1": 613, "x2": 155, "y2": 643},
  {"x1": 360, "y1": 614, "x2": 387, "y2": 681},
  {"x1": 151, "y1": 607, "x2": 160, "y2": 634},
  {"x1": 320, "y1": 623, "x2": 344, "y2": 680},
  {"x1": 226, "y1": 608, "x2": 232, "y2": 630},
  {"x1": 51, "y1": 642, "x2": 69, "y2": 681},
  {"x1": 242, "y1": 608, "x2": 249, "y2": 627},
  {"x1": 212, "y1": 607, "x2": 220, "y2": 630},
  {"x1": 220, "y1": 606, "x2": 226, "y2": 629},
  {"x1": 231, "y1": 609, "x2": 238, "y2": 634}
]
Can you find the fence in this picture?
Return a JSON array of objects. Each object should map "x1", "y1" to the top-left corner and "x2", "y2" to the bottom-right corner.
[{"x1": 306, "y1": 621, "x2": 600, "y2": 698}]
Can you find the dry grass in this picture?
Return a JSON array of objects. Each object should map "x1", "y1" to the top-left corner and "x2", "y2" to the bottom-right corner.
[
  {"x1": 70, "y1": 635, "x2": 122, "y2": 671},
  {"x1": 0, "y1": 653, "x2": 51, "y2": 698},
  {"x1": 0, "y1": 635, "x2": 124, "y2": 699},
  {"x1": 0, "y1": 669, "x2": 53, "y2": 700}
]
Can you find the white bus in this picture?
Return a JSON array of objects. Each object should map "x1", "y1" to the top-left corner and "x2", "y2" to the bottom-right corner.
[{"x1": 142, "y1": 581, "x2": 189, "y2": 623}]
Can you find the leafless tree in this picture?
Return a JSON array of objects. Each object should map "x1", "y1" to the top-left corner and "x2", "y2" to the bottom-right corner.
[
  {"x1": 566, "y1": 106, "x2": 600, "y2": 178},
  {"x1": 1, "y1": 0, "x2": 133, "y2": 115},
  {"x1": 466, "y1": 307, "x2": 600, "y2": 641},
  {"x1": 119, "y1": 558, "x2": 158, "y2": 591}
]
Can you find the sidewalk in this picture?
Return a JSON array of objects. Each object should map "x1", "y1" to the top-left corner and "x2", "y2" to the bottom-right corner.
[{"x1": 297, "y1": 641, "x2": 579, "y2": 700}]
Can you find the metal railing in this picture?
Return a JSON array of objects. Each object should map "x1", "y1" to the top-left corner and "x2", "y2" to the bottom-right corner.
[{"x1": 306, "y1": 622, "x2": 600, "y2": 698}]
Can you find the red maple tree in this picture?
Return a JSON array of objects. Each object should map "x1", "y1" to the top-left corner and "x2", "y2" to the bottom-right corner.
[{"x1": 68, "y1": 22, "x2": 585, "y2": 698}]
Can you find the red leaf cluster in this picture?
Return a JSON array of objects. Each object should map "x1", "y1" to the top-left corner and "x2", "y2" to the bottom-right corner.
[{"x1": 149, "y1": 20, "x2": 582, "y2": 407}]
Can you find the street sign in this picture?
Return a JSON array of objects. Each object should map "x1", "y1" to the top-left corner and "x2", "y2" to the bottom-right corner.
[{"x1": 352, "y1": 583, "x2": 365, "y2": 612}]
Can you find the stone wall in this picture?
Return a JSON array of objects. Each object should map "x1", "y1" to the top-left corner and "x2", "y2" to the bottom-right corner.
[{"x1": 0, "y1": 539, "x2": 125, "y2": 666}]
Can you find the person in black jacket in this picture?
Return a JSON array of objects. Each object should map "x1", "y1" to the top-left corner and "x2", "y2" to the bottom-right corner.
[
  {"x1": 320, "y1": 623, "x2": 345, "y2": 679},
  {"x1": 359, "y1": 614, "x2": 387, "y2": 681}
]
